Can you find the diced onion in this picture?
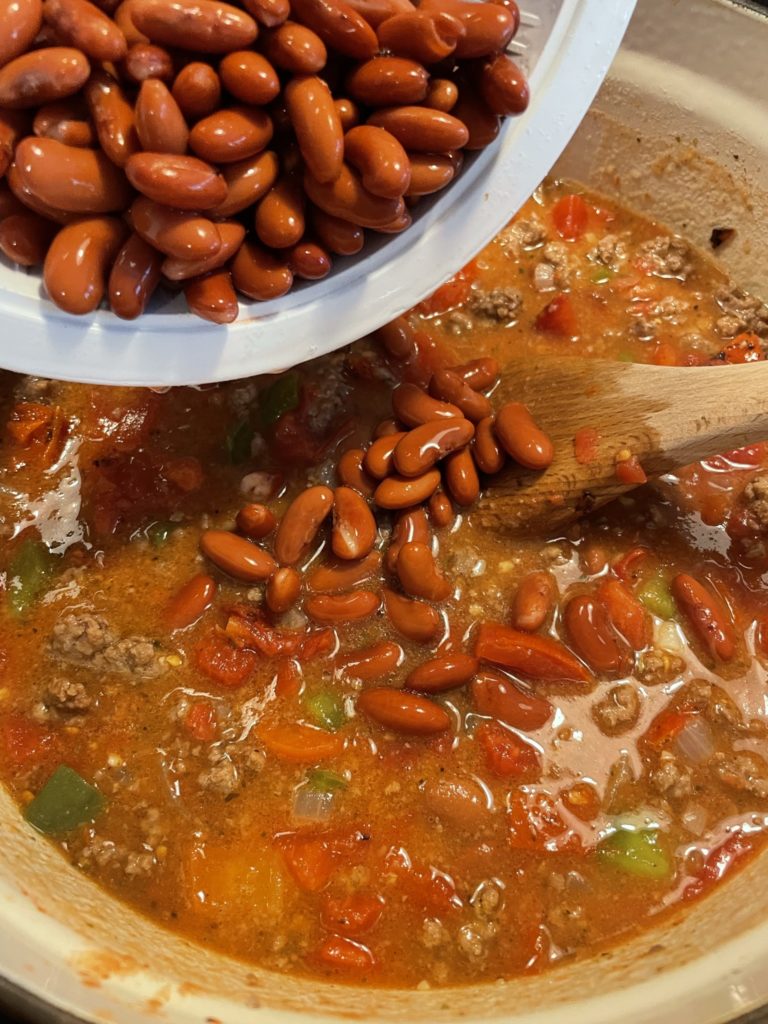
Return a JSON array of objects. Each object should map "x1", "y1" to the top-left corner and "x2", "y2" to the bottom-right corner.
[
  {"x1": 675, "y1": 716, "x2": 714, "y2": 764},
  {"x1": 654, "y1": 619, "x2": 685, "y2": 654},
  {"x1": 292, "y1": 786, "x2": 335, "y2": 822}
]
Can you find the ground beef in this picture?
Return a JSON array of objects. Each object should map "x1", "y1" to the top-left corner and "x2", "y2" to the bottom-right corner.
[
  {"x1": 714, "y1": 286, "x2": 768, "y2": 338},
  {"x1": 198, "y1": 751, "x2": 239, "y2": 796},
  {"x1": 636, "y1": 648, "x2": 686, "y2": 686},
  {"x1": 741, "y1": 473, "x2": 768, "y2": 528},
  {"x1": 712, "y1": 750, "x2": 768, "y2": 798},
  {"x1": 48, "y1": 614, "x2": 165, "y2": 678},
  {"x1": 532, "y1": 242, "x2": 571, "y2": 292},
  {"x1": 592, "y1": 685, "x2": 641, "y2": 735},
  {"x1": 421, "y1": 919, "x2": 449, "y2": 949},
  {"x1": 500, "y1": 217, "x2": 547, "y2": 254},
  {"x1": 636, "y1": 235, "x2": 691, "y2": 279},
  {"x1": 630, "y1": 296, "x2": 688, "y2": 340},
  {"x1": 469, "y1": 287, "x2": 522, "y2": 323},
  {"x1": 677, "y1": 678, "x2": 764, "y2": 735},
  {"x1": 45, "y1": 677, "x2": 91, "y2": 713},
  {"x1": 303, "y1": 353, "x2": 350, "y2": 435},
  {"x1": 588, "y1": 234, "x2": 628, "y2": 270},
  {"x1": 650, "y1": 751, "x2": 693, "y2": 801},
  {"x1": 443, "y1": 310, "x2": 474, "y2": 336},
  {"x1": 124, "y1": 851, "x2": 156, "y2": 877}
]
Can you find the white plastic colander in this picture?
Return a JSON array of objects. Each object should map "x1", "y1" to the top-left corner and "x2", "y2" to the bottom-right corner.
[{"x1": 0, "y1": 0, "x2": 636, "y2": 386}]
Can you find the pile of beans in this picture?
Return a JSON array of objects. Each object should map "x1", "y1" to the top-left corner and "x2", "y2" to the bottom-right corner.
[
  {"x1": 0, "y1": 0, "x2": 529, "y2": 323},
  {"x1": 184, "y1": 319, "x2": 555, "y2": 728}
]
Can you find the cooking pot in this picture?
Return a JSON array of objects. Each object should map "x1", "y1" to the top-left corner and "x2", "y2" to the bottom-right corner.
[{"x1": 1, "y1": 0, "x2": 767, "y2": 1021}]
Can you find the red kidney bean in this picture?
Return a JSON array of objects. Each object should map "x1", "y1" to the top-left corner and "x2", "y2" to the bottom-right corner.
[
  {"x1": 0, "y1": 0, "x2": 43, "y2": 69},
  {"x1": 33, "y1": 99, "x2": 94, "y2": 147},
  {"x1": 0, "y1": 47, "x2": 90, "y2": 109},
  {"x1": 288, "y1": 239, "x2": 332, "y2": 279},
  {"x1": 450, "y1": 356, "x2": 499, "y2": 391},
  {"x1": 473, "y1": 415, "x2": 504, "y2": 475},
  {"x1": 344, "y1": 124, "x2": 411, "y2": 199},
  {"x1": 429, "y1": 369, "x2": 491, "y2": 421},
  {"x1": 428, "y1": 490, "x2": 453, "y2": 528},
  {"x1": 510, "y1": 571, "x2": 556, "y2": 632},
  {"x1": 407, "y1": 653, "x2": 477, "y2": 693},
  {"x1": 131, "y1": 196, "x2": 222, "y2": 260},
  {"x1": 563, "y1": 593, "x2": 630, "y2": 675},
  {"x1": 471, "y1": 668, "x2": 553, "y2": 729},
  {"x1": 480, "y1": 53, "x2": 528, "y2": 115},
  {"x1": 337, "y1": 639, "x2": 402, "y2": 680},
  {"x1": 255, "y1": 176, "x2": 305, "y2": 249},
  {"x1": 43, "y1": 0, "x2": 128, "y2": 62},
  {"x1": 307, "y1": 549, "x2": 381, "y2": 593},
  {"x1": 347, "y1": 56, "x2": 428, "y2": 107},
  {"x1": 200, "y1": 528, "x2": 277, "y2": 580},
  {"x1": 443, "y1": 447, "x2": 480, "y2": 506},
  {"x1": 130, "y1": 0, "x2": 258, "y2": 52},
  {"x1": 85, "y1": 69, "x2": 138, "y2": 168},
  {"x1": 108, "y1": 232, "x2": 163, "y2": 319},
  {"x1": 358, "y1": 687, "x2": 449, "y2": 734},
  {"x1": 424, "y1": 78, "x2": 458, "y2": 112},
  {"x1": 275, "y1": 485, "x2": 334, "y2": 564},
  {"x1": 126, "y1": 152, "x2": 227, "y2": 210},
  {"x1": 16, "y1": 136, "x2": 132, "y2": 214},
  {"x1": 262, "y1": 20, "x2": 327, "y2": 73},
  {"x1": 0, "y1": 212, "x2": 56, "y2": 266},
  {"x1": 385, "y1": 506, "x2": 429, "y2": 572},
  {"x1": 374, "y1": 316, "x2": 418, "y2": 361},
  {"x1": 313, "y1": 207, "x2": 364, "y2": 255},
  {"x1": 392, "y1": 383, "x2": 461, "y2": 427},
  {"x1": 122, "y1": 41, "x2": 174, "y2": 83},
  {"x1": 396, "y1": 540, "x2": 451, "y2": 601},
  {"x1": 422, "y1": 0, "x2": 516, "y2": 58},
  {"x1": 164, "y1": 573, "x2": 216, "y2": 630},
  {"x1": 494, "y1": 401, "x2": 554, "y2": 470},
  {"x1": 190, "y1": 105, "x2": 273, "y2": 164},
  {"x1": 336, "y1": 448, "x2": 375, "y2": 497},
  {"x1": 383, "y1": 587, "x2": 439, "y2": 643},
  {"x1": 671, "y1": 573, "x2": 737, "y2": 662},
  {"x1": 393, "y1": 418, "x2": 474, "y2": 476},
  {"x1": 219, "y1": 50, "x2": 280, "y2": 105},
  {"x1": 374, "y1": 469, "x2": 441, "y2": 510},
  {"x1": 266, "y1": 566, "x2": 301, "y2": 614},
  {"x1": 172, "y1": 62, "x2": 222, "y2": 119},
  {"x1": 368, "y1": 106, "x2": 468, "y2": 153},
  {"x1": 377, "y1": 10, "x2": 464, "y2": 64},
  {"x1": 44, "y1": 216, "x2": 128, "y2": 314},
  {"x1": 285, "y1": 74, "x2": 343, "y2": 184},
  {"x1": 135, "y1": 78, "x2": 188, "y2": 154},
  {"x1": 406, "y1": 152, "x2": 456, "y2": 196},
  {"x1": 212, "y1": 150, "x2": 279, "y2": 217},
  {"x1": 331, "y1": 486, "x2": 377, "y2": 560},
  {"x1": 363, "y1": 431, "x2": 405, "y2": 480},
  {"x1": 290, "y1": 0, "x2": 378, "y2": 61},
  {"x1": 231, "y1": 239, "x2": 293, "y2": 299},
  {"x1": 304, "y1": 163, "x2": 402, "y2": 229},
  {"x1": 305, "y1": 589, "x2": 381, "y2": 624},
  {"x1": 452, "y1": 88, "x2": 499, "y2": 150},
  {"x1": 184, "y1": 269, "x2": 239, "y2": 324}
]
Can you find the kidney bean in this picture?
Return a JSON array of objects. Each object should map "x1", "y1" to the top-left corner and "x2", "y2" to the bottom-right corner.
[
  {"x1": 131, "y1": 197, "x2": 222, "y2": 260},
  {"x1": 510, "y1": 571, "x2": 556, "y2": 632},
  {"x1": 423, "y1": 775, "x2": 490, "y2": 829},
  {"x1": 184, "y1": 269, "x2": 239, "y2": 323},
  {"x1": 0, "y1": 0, "x2": 42, "y2": 69},
  {"x1": 0, "y1": 110, "x2": 28, "y2": 177},
  {"x1": 189, "y1": 106, "x2": 272, "y2": 165},
  {"x1": 474, "y1": 622, "x2": 590, "y2": 683},
  {"x1": 373, "y1": 315, "x2": 417, "y2": 361},
  {"x1": 172, "y1": 62, "x2": 221, "y2": 119},
  {"x1": 291, "y1": 0, "x2": 377, "y2": 60},
  {"x1": 563, "y1": 593, "x2": 630, "y2": 675},
  {"x1": 385, "y1": 506, "x2": 429, "y2": 571},
  {"x1": 114, "y1": 2, "x2": 149, "y2": 45},
  {"x1": 306, "y1": 589, "x2": 380, "y2": 624},
  {"x1": 407, "y1": 652, "x2": 477, "y2": 693},
  {"x1": 288, "y1": 240, "x2": 331, "y2": 279},
  {"x1": 262, "y1": 20, "x2": 327, "y2": 74},
  {"x1": 304, "y1": 163, "x2": 402, "y2": 229},
  {"x1": 392, "y1": 383, "x2": 462, "y2": 427},
  {"x1": 343, "y1": 125, "x2": 411, "y2": 200},
  {"x1": 275, "y1": 484, "x2": 334, "y2": 565},
  {"x1": 376, "y1": 205, "x2": 411, "y2": 234},
  {"x1": 480, "y1": 53, "x2": 528, "y2": 115},
  {"x1": 44, "y1": 216, "x2": 127, "y2": 314},
  {"x1": 377, "y1": 10, "x2": 464, "y2": 64},
  {"x1": 107, "y1": 231, "x2": 162, "y2": 318},
  {"x1": 383, "y1": 587, "x2": 439, "y2": 642},
  {"x1": 0, "y1": 212, "x2": 56, "y2": 267},
  {"x1": 134, "y1": 79, "x2": 188, "y2": 155},
  {"x1": 452, "y1": 89, "x2": 499, "y2": 150},
  {"x1": 473, "y1": 415, "x2": 504, "y2": 475},
  {"x1": 424, "y1": 78, "x2": 458, "y2": 113},
  {"x1": 429, "y1": 369, "x2": 491, "y2": 422},
  {"x1": 0, "y1": 48, "x2": 90, "y2": 109},
  {"x1": 131, "y1": 0, "x2": 257, "y2": 51},
  {"x1": 494, "y1": 401, "x2": 554, "y2": 471},
  {"x1": 374, "y1": 419, "x2": 401, "y2": 438},
  {"x1": 84, "y1": 70, "x2": 138, "y2": 168},
  {"x1": 283, "y1": 76, "x2": 343, "y2": 185},
  {"x1": 43, "y1": 0, "x2": 127, "y2": 61},
  {"x1": 471, "y1": 668, "x2": 553, "y2": 729},
  {"x1": 336, "y1": 448, "x2": 374, "y2": 497},
  {"x1": 331, "y1": 485, "x2": 376, "y2": 561},
  {"x1": 363, "y1": 431, "x2": 404, "y2": 479},
  {"x1": 128, "y1": 152, "x2": 227, "y2": 210},
  {"x1": 396, "y1": 541, "x2": 451, "y2": 601},
  {"x1": 423, "y1": 0, "x2": 516, "y2": 58},
  {"x1": 219, "y1": 51, "x2": 280, "y2": 105},
  {"x1": 451, "y1": 356, "x2": 499, "y2": 391},
  {"x1": 162, "y1": 221, "x2": 245, "y2": 281},
  {"x1": 337, "y1": 639, "x2": 402, "y2": 679},
  {"x1": 122, "y1": 41, "x2": 174, "y2": 83},
  {"x1": 307, "y1": 549, "x2": 381, "y2": 593},
  {"x1": 368, "y1": 106, "x2": 468, "y2": 153},
  {"x1": 374, "y1": 468, "x2": 440, "y2": 510},
  {"x1": 0, "y1": 182, "x2": 25, "y2": 221},
  {"x1": 443, "y1": 447, "x2": 479, "y2": 506},
  {"x1": 200, "y1": 528, "x2": 277, "y2": 580},
  {"x1": 33, "y1": 100, "x2": 93, "y2": 147},
  {"x1": 254, "y1": 177, "x2": 304, "y2": 249},
  {"x1": 231, "y1": 238, "x2": 293, "y2": 299},
  {"x1": 313, "y1": 207, "x2": 364, "y2": 255},
  {"x1": 597, "y1": 578, "x2": 651, "y2": 652},
  {"x1": 266, "y1": 565, "x2": 301, "y2": 614},
  {"x1": 671, "y1": 573, "x2": 737, "y2": 661},
  {"x1": 345, "y1": 0, "x2": 415, "y2": 26},
  {"x1": 209, "y1": 152, "x2": 276, "y2": 218},
  {"x1": 164, "y1": 573, "x2": 216, "y2": 630},
  {"x1": 333, "y1": 95, "x2": 359, "y2": 131},
  {"x1": 358, "y1": 687, "x2": 449, "y2": 734},
  {"x1": 6, "y1": 161, "x2": 77, "y2": 223},
  {"x1": 236, "y1": 503, "x2": 276, "y2": 539},
  {"x1": 393, "y1": 418, "x2": 474, "y2": 477},
  {"x1": 241, "y1": 0, "x2": 288, "y2": 26},
  {"x1": 428, "y1": 490, "x2": 453, "y2": 528},
  {"x1": 405, "y1": 152, "x2": 455, "y2": 197},
  {"x1": 346, "y1": 57, "x2": 428, "y2": 107}
]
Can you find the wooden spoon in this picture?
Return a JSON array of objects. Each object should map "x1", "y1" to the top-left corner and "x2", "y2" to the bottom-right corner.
[{"x1": 475, "y1": 356, "x2": 768, "y2": 532}]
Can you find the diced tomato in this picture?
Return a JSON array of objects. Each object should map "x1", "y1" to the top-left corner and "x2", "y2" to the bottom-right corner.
[
  {"x1": 274, "y1": 659, "x2": 303, "y2": 698},
  {"x1": 535, "y1": 293, "x2": 577, "y2": 337},
  {"x1": 195, "y1": 633, "x2": 258, "y2": 688},
  {"x1": 715, "y1": 333, "x2": 764, "y2": 364},
  {"x1": 507, "y1": 790, "x2": 585, "y2": 854},
  {"x1": 561, "y1": 782, "x2": 601, "y2": 822},
  {"x1": 551, "y1": 194, "x2": 589, "y2": 241},
  {"x1": 226, "y1": 609, "x2": 334, "y2": 662},
  {"x1": 162, "y1": 455, "x2": 204, "y2": 492},
  {"x1": 258, "y1": 723, "x2": 344, "y2": 764},
  {"x1": 612, "y1": 546, "x2": 650, "y2": 583},
  {"x1": 383, "y1": 846, "x2": 462, "y2": 914},
  {"x1": 418, "y1": 260, "x2": 479, "y2": 316},
  {"x1": 270, "y1": 409, "x2": 327, "y2": 466},
  {"x1": 573, "y1": 427, "x2": 601, "y2": 465},
  {"x1": 474, "y1": 622, "x2": 590, "y2": 683},
  {"x1": 642, "y1": 707, "x2": 695, "y2": 749},
  {"x1": 476, "y1": 721, "x2": 541, "y2": 780},
  {"x1": 682, "y1": 831, "x2": 755, "y2": 901},
  {"x1": 184, "y1": 701, "x2": 217, "y2": 742},
  {"x1": 6, "y1": 403, "x2": 68, "y2": 465},
  {"x1": 649, "y1": 341, "x2": 678, "y2": 366},
  {"x1": 320, "y1": 891, "x2": 384, "y2": 936},
  {"x1": 313, "y1": 935, "x2": 376, "y2": 972},
  {"x1": 276, "y1": 828, "x2": 369, "y2": 892},
  {"x1": 0, "y1": 714, "x2": 56, "y2": 768},
  {"x1": 82, "y1": 390, "x2": 158, "y2": 454},
  {"x1": 615, "y1": 454, "x2": 648, "y2": 485}
]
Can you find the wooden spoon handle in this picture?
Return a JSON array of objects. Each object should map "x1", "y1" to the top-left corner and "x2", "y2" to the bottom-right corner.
[{"x1": 476, "y1": 358, "x2": 768, "y2": 532}]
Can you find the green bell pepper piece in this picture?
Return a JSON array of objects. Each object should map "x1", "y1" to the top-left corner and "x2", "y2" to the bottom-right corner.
[
  {"x1": 8, "y1": 539, "x2": 57, "y2": 616},
  {"x1": 258, "y1": 373, "x2": 300, "y2": 430},
  {"x1": 146, "y1": 520, "x2": 179, "y2": 548},
  {"x1": 226, "y1": 418, "x2": 254, "y2": 464},
  {"x1": 306, "y1": 769, "x2": 347, "y2": 793},
  {"x1": 598, "y1": 827, "x2": 672, "y2": 880},
  {"x1": 305, "y1": 692, "x2": 346, "y2": 732},
  {"x1": 638, "y1": 575, "x2": 676, "y2": 619},
  {"x1": 24, "y1": 766, "x2": 105, "y2": 835}
]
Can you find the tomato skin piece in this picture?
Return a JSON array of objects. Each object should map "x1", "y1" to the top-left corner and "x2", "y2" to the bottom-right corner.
[
  {"x1": 671, "y1": 573, "x2": 737, "y2": 662},
  {"x1": 642, "y1": 707, "x2": 696, "y2": 749},
  {"x1": 551, "y1": 193, "x2": 589, "y2": 240},
  {"x1": 183, "y1": 701, "x2": 217, "y2": 741},
  {"x1": 715, "y1": 332, "x2": 764, "y2": 364},
  {"x1": 612, "y1": 546, "x2": 650, "y2": 583},
  {"x1": 474, "y1": 622, "x2": 590, "y2": 682},
  {"x1": 535, "y1": 293, "x2": 576, "y2": 336},
  {"x1": 258, "y1": 723, "x2": 344, "y2": 764},
  {"x1": 507, "y1": 790, "x2": 585, "y2": 854},
  {"x1": 682, "y1": 832, "x2": 755, "y2": 901},
  {"x1": 597, "y1": 578, "x2": 652, "y2": 651},
  {"x1": 195, "y1": 633, "x2": 258, "y2": 688},
  {"x1": 0, "y1": 714, "x2": 56, "y2": 768},
  {"x1": 320, "y1": 891, "x2": 384, "y2": 936},
  {"x1": 276, "y1": 828, "x2": 368, "y2": 892},
  {"x1": 573, "y1": 426, "x2": 600, "y2": 465},
  {"x1": 615, "y1": 454, "x2": 647, "y2": 485},
  {"x1": 471, "y1": 669, "x2": 553, "y2": 729},
  {"x1": 476, "y1": 720, "x2": 541, "y2": 779},
  {"x1": 314, "y1": 934, "x2": 376, "y2": 971}
]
